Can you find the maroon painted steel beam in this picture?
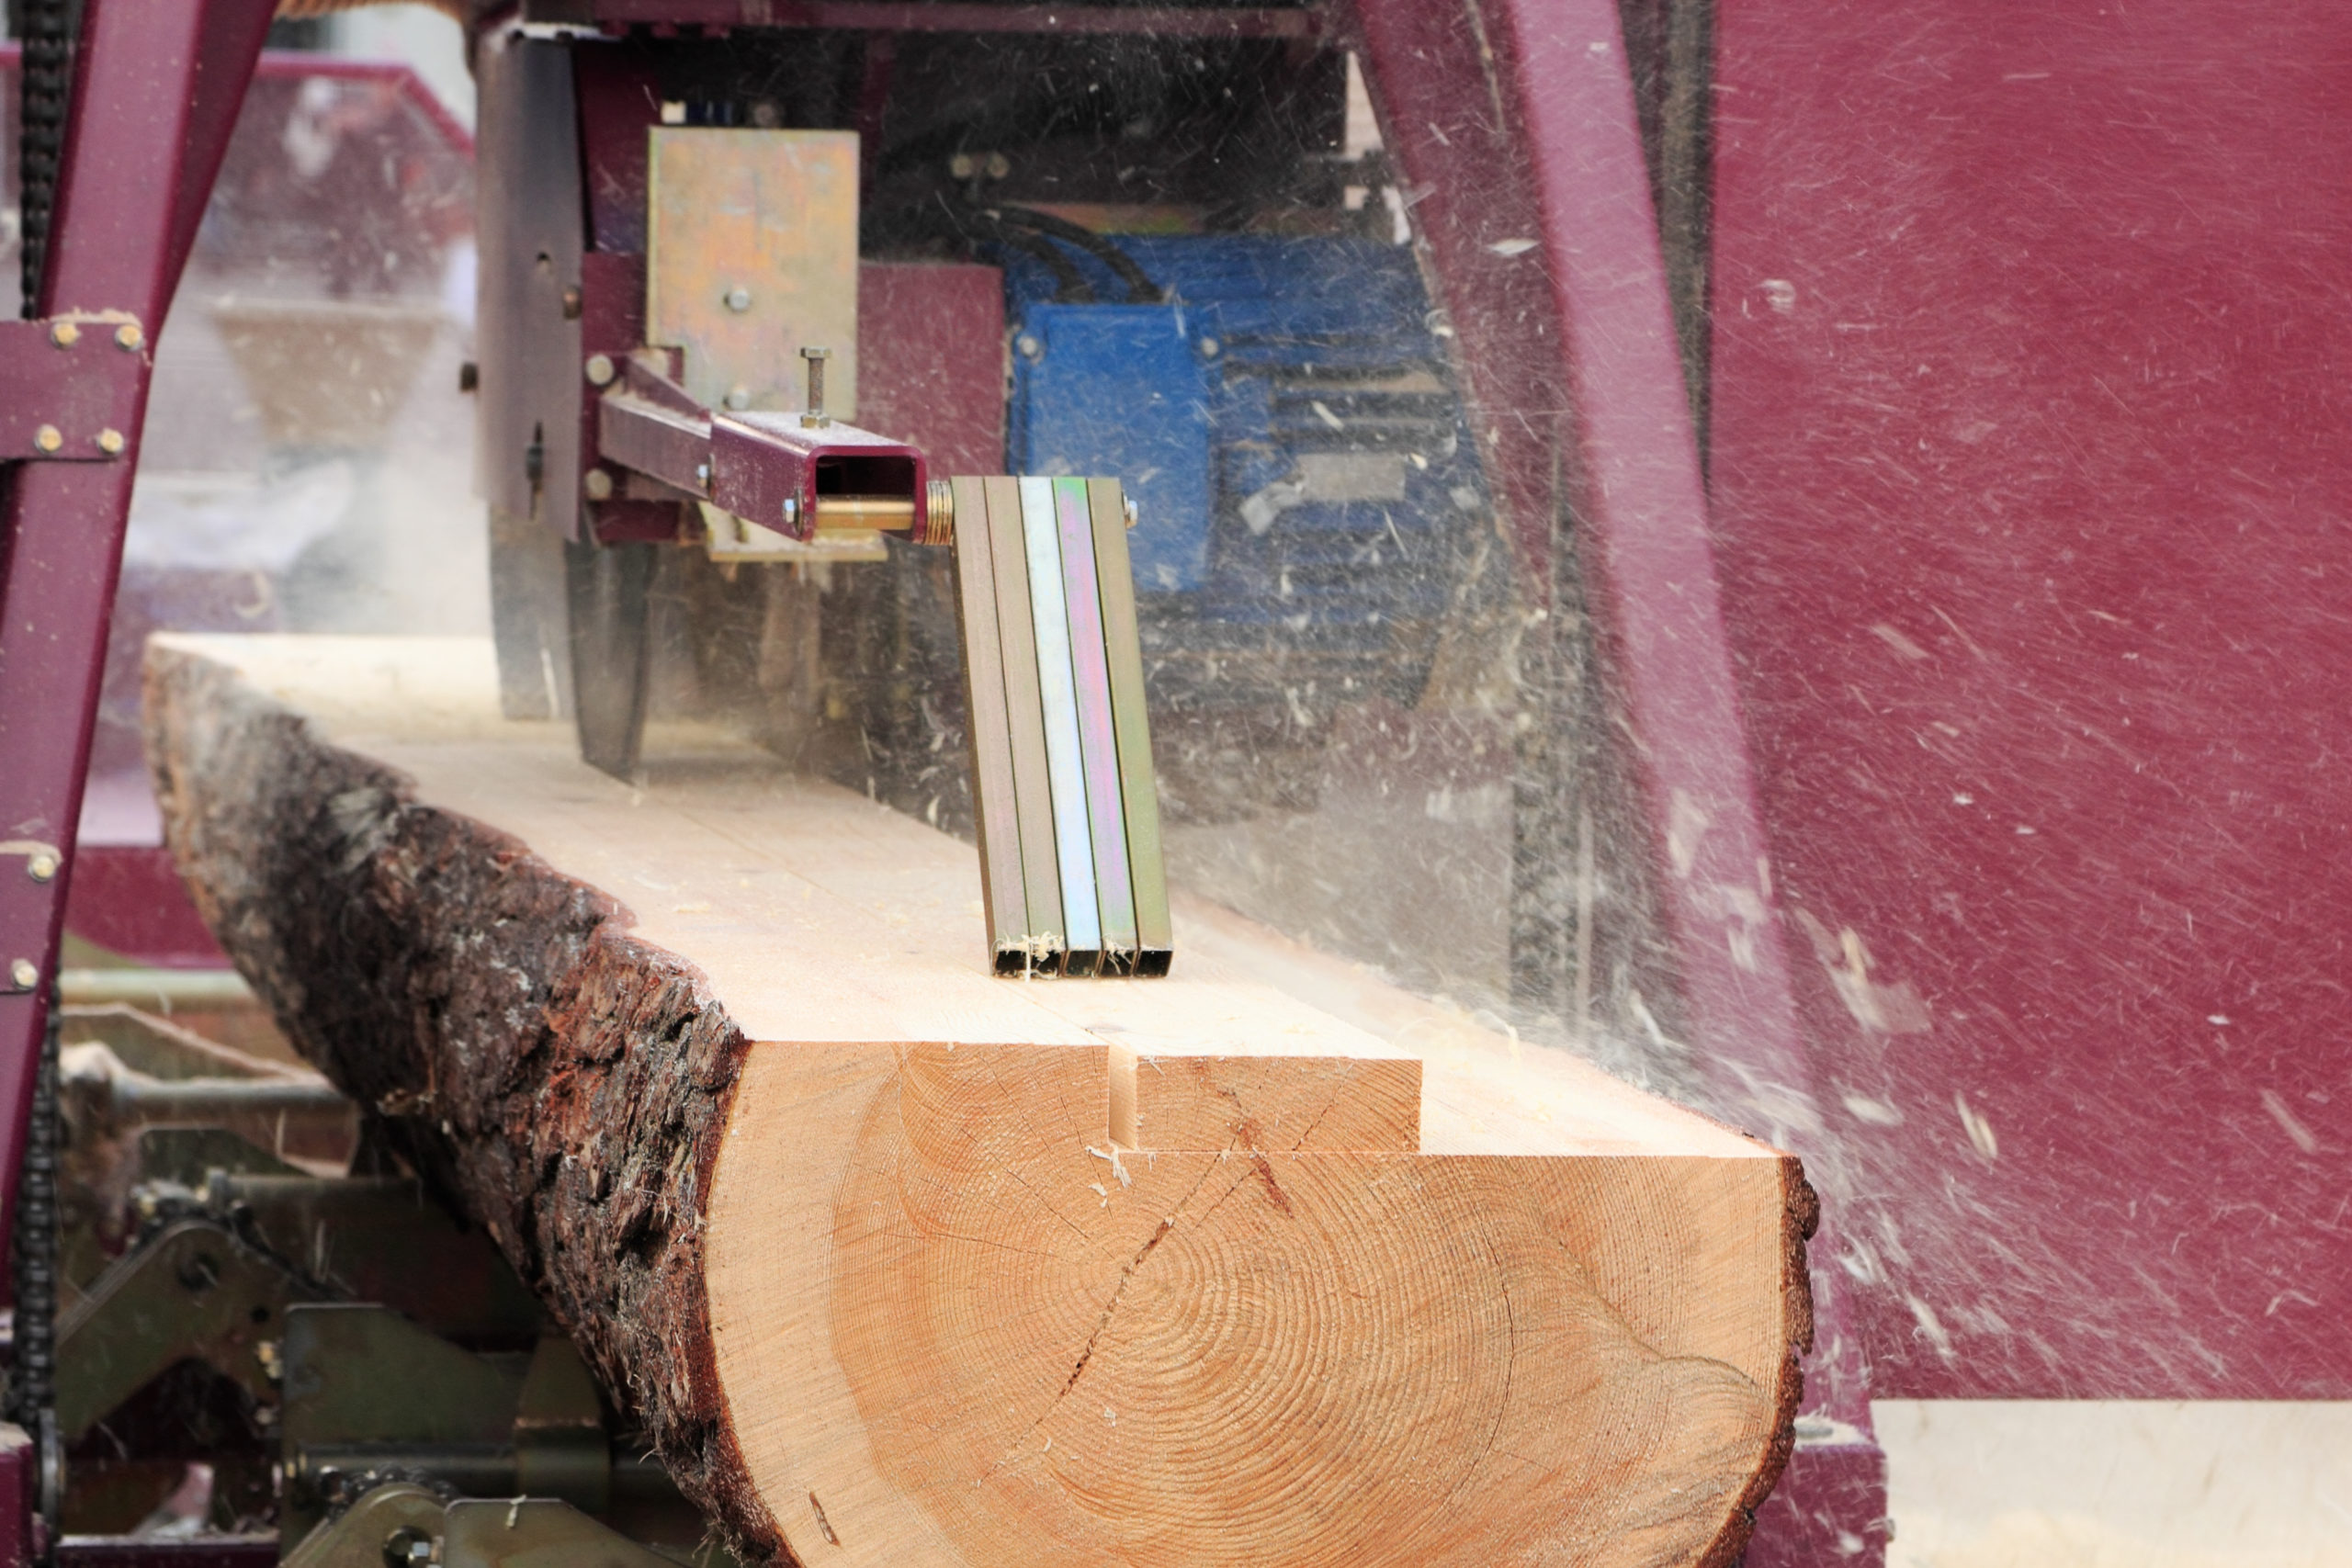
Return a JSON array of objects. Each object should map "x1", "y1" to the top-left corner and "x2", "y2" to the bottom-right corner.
[
  {"x1": 0, "y1": 0, "x2": 275, "y2": 1239},
  {"x1": 1349, "y1": 0, "x2": 1883, "y2": 1556},
  {"x1": 523, "y1": 0, "x2": 1320, "y2": 37}
]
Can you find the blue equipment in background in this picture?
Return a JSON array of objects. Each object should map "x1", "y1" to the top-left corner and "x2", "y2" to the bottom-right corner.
[{"x1": 1001, "y1": 235, "x2": 1496, "y2": 722}]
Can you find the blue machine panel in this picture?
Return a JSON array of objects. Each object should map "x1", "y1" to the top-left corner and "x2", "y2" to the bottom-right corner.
[{"x1": 1003, "y1": 235, "x2": 1495, "y2": 717}]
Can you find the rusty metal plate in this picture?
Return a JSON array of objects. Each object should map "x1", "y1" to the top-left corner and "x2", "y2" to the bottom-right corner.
[{"x1": 646, "y1": 127, "x2": 859, "y2": 419}]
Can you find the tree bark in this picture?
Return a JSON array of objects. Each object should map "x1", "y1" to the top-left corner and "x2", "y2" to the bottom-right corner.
[{"x1": 145, "y1": 634, "x2": 1814, "y2": 1568}]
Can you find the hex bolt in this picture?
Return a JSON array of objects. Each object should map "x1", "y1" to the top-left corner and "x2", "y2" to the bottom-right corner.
[
  {"x1": 799, "y1": 346, "x2": 831, "y2": 428},
  {"x1": 26, "y1": 852, "x2": 58, "y2": 883},
  {"x1": 7, "y1": 960, "x2": 34, "y2": 990},
  {"x1": 96, "y1": 429, "x2": 125, "y2": 457},
  {"x1": 114, "y1": 322, "x2": 142, "y2": 352},
  {"x1": 381, "y1": 1526, "x2": 434, "y2": 1568},
  {"x1": 48, "y1": 321, "x2": 78, "y2": 348},
  {"x1": 725, "y1": 287, "x2": 753, "y2": 312},
  {"x1": 33, "y1": 425, "x2": 62, "y2": 454},
  {"x1": 582, "y1": 468, "x2": 615, "y2": 502},
  {"x1": 584, "y1": 353, "x2": 616, "y2": 386}
]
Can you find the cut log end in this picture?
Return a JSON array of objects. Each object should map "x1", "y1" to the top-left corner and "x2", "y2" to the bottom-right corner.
[{"x1": 144, "y1": 635, "x2": 1811, "y2": 1568}]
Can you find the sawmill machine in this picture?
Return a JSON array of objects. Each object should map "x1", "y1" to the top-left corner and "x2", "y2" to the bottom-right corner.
[{"x1": 0, "y1": 0, "x2": 1907, "y2": 1564}]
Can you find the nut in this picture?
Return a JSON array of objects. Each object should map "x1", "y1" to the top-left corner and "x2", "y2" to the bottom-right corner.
[
  {"x1": 582, "y1": 468, "x2": 615, "y2": 502},
  {"x1": 584, "y1": 353, "x2": 616, "y2": 386},
  {"x1": 33, "y1": 424, "x2": 62, "y2": 454},
  {"x1": 48, "y1": 321, "x2": 78, "y2": 348},
  {"x1": 96, "y1": 428, "x2": 125, "y2": 457}
]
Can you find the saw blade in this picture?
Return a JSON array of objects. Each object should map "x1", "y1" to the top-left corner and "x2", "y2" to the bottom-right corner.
[{"x1": 563, "y1": 537, "x2": 654, "y2": 783}]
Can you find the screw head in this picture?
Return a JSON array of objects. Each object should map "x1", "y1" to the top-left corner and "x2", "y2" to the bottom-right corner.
[
  {"x1": 1015, "y1": 333, "x2": 1043, "y2": 360},
  {"x1": 115, "y1": 322, "x2": 143, "y2": 352},
  {"x1": 582, "y1": 468, "x2": 615, "y2": 502},
  {"x1": 799, "y1": 345, "x2": 831, "y2": 362},
  {"x1": 7, "y1": 960, "x2": 34, "y2": 990},
  {"x1": 26, "y1": 852, "x2": 58, "y2": 883},
  {"x1": 583, "y1": 353, "x2": 616, "y2": 386},
  {"x1": 725, "y1": 287, "x2": 753, "y2": 312},
  {"x1": 48, "y1": 321, "x2": 78, "y2": 348},
  {"x1": 96, "y1": 428, "x2": 125, "y2": 457},
  {"x1": 32, "y1": 424, "x2": 62, "y2": 454}
]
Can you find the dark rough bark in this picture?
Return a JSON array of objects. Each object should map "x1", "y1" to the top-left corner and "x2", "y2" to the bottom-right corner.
[{"x1": 142, "y1": 649, "x2": 791, "y2": 1563}]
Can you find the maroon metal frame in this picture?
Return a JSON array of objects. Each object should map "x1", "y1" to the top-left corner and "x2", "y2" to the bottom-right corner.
[
  {"x1": 0, "y1": 0, "x2": 276, "y2": 1233},
  {"x1": 1348, "y1": 2, "x2": 1885, "y2": 1560}
]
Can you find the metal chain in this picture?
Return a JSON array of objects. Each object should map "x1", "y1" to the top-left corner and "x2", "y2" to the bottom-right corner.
[
  {"x1": 17, "y1": 0, "x2": 75, "y2": 311},
  {"x1": 6, "y1": 984, "x2": 62, "y2": 1555}
]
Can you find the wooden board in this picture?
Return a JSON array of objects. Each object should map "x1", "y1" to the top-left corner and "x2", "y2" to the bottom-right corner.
[{"x1": 144, "y1": 634, "x2": 1811, "y2": 1568}]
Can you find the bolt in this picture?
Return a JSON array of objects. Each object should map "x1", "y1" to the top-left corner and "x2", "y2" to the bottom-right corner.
[
  {"x1": 1015, "y1": 333, "x2": 1043, "y2": 360},
  {"x1": 724, "y1": 387, "x2": 752, "y2": 412},
  {"x1": 381, "y1": 1525, "x2": 433, "y2": 1568},
  {"x1": 48, "y1": 321, "x2": 78, "y2": 348},
  {"x1": 799, "y1": 346, "x2": 831, "y2": 427},
  {"x1": 1197, "y1": 336, "x2": 1221, "y2": 358},
  {"x1": 7, "y1": 960, "x2": 34, "y2": 990},
  {"x1": 584, "y1": 353, "x2": 616, "y2": 386},
  {"x1": 26, "y1": 852, "x2": 58, "y2": 883},
  {"x1": 96, "y1": 428, "x2": 125, "y2": 457},
  {"x1": 33, "y1": 425, "x2": 62, "y2": 454},
  {"x1": 724, "y1": 287, "x2": 753, "y2": 312},
  {"x1": 582, "y1": 468, "x2": 615, "y2": 502},
  {"x1": 114, "y1": 322, "x2": 143, "y2": 351}
]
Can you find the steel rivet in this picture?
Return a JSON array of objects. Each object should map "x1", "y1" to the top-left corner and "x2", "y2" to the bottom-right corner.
[
  {"x1": 48, "y1": 321, "x2": 78, "y2": 348},
  {"x1": 1197, "y1": 336, "x2": 1222, "y2": 358},
  {"x1": 582, "y1": 468, "x2": 615, "y2": 502},
  {"x1": 1015, "y1": 333, "x2": 1043, "y2": 360},
  {"x1": 26, "y1": 852, "x2": 58, "y2": 883},
  {"x1": 584, "y1": 353, "x2": 616, "y2": 386},
  {"x1": 725, "y1": 287, "x2": 753, "y2": 312},
  {"x1": 33, "y1": 425, "x2": 62, "y2": 454},
  {"x1": 8, "y1": 959, "x2": 35, "y2": 990},
  {"x1": 115, "y1": 322, "x2": 143, "y2": 352},
  {"x1": 724, "y1": 387, "x2": 752, "y2": 412},
  {"x1": 96, "y1": 428, "x2": 125, "y2": 457}
]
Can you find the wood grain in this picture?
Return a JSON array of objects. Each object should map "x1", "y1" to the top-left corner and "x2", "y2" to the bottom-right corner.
[{"x1": 144, "y1": 634, "x2": 1812, "y2": 1568}]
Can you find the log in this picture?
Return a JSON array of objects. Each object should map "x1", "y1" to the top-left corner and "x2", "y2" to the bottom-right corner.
[{"x1": 143, "y1": 633, "x2": 1814, "y2": 1568}]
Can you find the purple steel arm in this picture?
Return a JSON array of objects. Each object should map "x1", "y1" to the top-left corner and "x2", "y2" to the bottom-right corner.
[
  {"x1": 0, "y1": 0, "x2": 276, "y2": 1238},
  {"x1": 1351, "y1": 1, "x2": 1885, "y2": 1560}
]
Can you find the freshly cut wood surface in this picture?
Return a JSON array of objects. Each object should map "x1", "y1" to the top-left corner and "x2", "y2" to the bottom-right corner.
[{"x1": 145, "y1": 634, "x2": 1813, "y2": 1568}]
